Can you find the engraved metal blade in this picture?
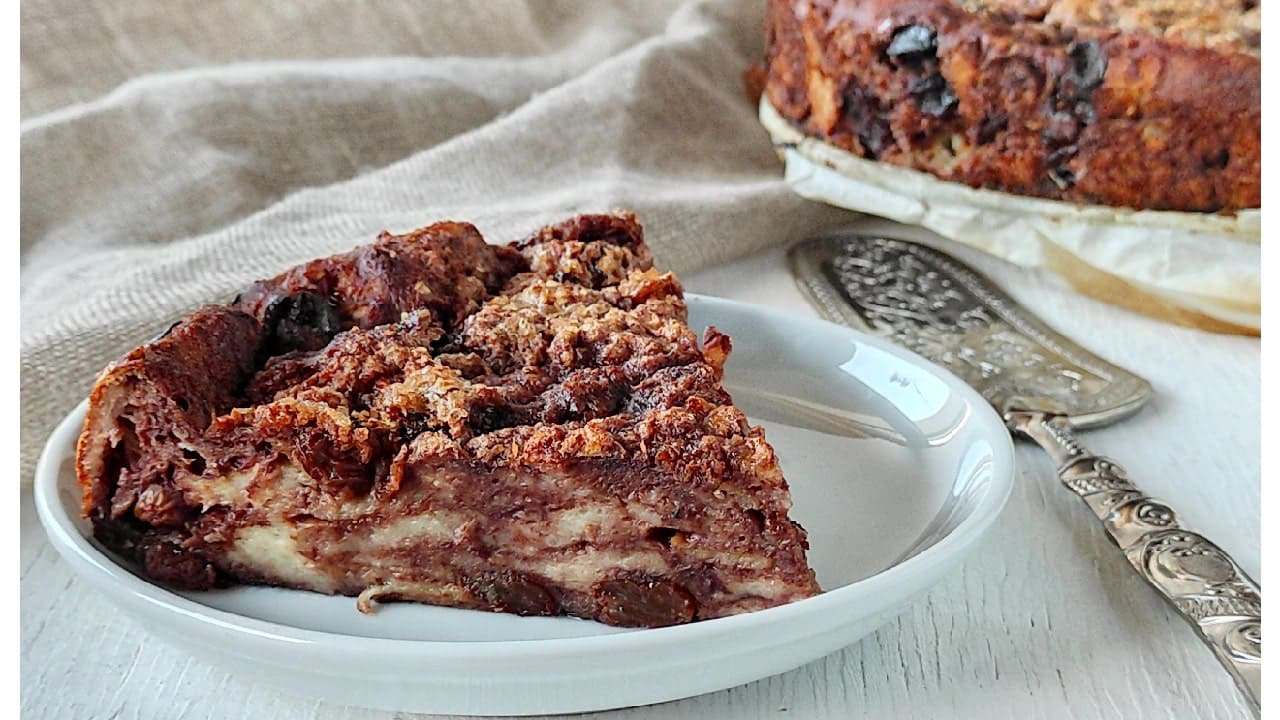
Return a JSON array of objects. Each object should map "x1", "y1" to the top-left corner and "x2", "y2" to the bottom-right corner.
[
  {"x1": 789, "y1": 229, "x2": 1260, "y2": 715},
  {"x1": 788, "y1": 231, "x2": 1152, "y2": 429}
]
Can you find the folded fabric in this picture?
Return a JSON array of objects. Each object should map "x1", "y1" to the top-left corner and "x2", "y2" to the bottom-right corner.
[{"x1": 19, "y1": 0, "x2": 856, "y2": 482}]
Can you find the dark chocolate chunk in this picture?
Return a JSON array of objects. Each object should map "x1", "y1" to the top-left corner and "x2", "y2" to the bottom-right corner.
[
  {"x1": 1046, "y1": 145, "x2": 1079, "y2": 189},
  {"x1": 263, "y1": 291, "x2": 342, "y2": 354},
  {"x1": 1047, "y1": 166, "x2": 1076, "y2": 189},
  {"x1": 395, "y1": 415, "x2": 439, "y2": 445},
  {"x1": 908, "y1": 74, "x2": 958, "y2": 117},
  {"x1": 840, "y1": 80, "x2": 893, "y2": 158},
  {"x1": 430, "y1": 330, "x2": 467, "y2": 355},
  {"x1": 1059, "y1": 40, "x2": 1107, "y2": 99},
  {"x1": 977, "y1": 114, "x2": 1008, "y2": 144},
  {"x1": 140, "y1": 538, "x2": 221, "y2": 590},
  {"x1": 467, "y1": 400, "x2": 522, "y2": 435},
  {"x1": 1046, "y1": 144, "x2": 1079, "y2": 166},
  {"x1": 181, "y1": 448, "x2": 207, "y2": 476},
  {"x1": 1072, "y1": 100, "x2": 1097, "y2": 125},
  {"x1": 467, "y1": 571, "x2": 560, "y2": 616},
  {"x1": 1204, "y1": 149, "x2": 1231, "y2": 169},
  {"x1": 858, "y1": 120, "x2": 892, "y2": 157},
  {"x1": 887, "y1": 25, "x2": 937, "y2": 61},
  {"x1": 1042, "y1": 111, "x2": 1081, "y2": 145},
  {"x1": 595, "y1": 576, "x2": 698, "y2": 627},
  {"x1": 674, "y1": 565, "x2": 727, "y2": 600}
]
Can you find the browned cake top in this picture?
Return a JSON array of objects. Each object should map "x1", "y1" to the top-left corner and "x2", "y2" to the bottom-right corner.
[
  {"x1": 79, "y1": 212, "x2": 782, "y2": 519},
  {"x1": 958, "y1": 0, "x2": 1261, "y2": 54},
  {"x1": 762, "y1": 0, "x2": 1260, "y2": 211}
]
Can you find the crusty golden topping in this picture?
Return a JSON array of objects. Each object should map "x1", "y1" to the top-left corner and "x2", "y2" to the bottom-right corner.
[
  {"x1": 235, "y1": 220, "x2": 526, "y2": 336},
  {"x1": 128, "y1": 211, "x2": 758, "y2": 502},
  {"x1": 960, "y1": 0, "x2": 1261, "y2": 54},
  {"x1": 74, "y1": 211, "x2": 822, "y2": 623},
  {"x1": 763, "y1": 0, "x2": 1259, "y2": 211}
]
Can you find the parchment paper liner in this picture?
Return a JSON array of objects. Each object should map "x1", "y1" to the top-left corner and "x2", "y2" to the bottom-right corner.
[{"x1": 760, "y1": 98, "x2": 1260, "y2": 335}]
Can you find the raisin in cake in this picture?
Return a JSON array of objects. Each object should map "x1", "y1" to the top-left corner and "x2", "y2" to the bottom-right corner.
[
  {"x1": 760, "y1": 0, "x2": 1260, "y2": 212},
  {"x1": 75, "y1": 212, "x2": 820, "y2": 627}
]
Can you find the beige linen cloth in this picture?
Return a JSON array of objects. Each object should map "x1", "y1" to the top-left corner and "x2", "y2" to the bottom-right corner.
[
  {"x1": 23, "y1": 0, "x2": 1255, "y2": 484},
  {"x1": 20, "y1": 0, "x2": 858, "y2": 482}
]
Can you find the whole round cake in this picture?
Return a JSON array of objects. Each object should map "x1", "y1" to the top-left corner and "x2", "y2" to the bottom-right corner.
[{"x1": 759, "y1": 0, "x2": 1261, "y2": 212}]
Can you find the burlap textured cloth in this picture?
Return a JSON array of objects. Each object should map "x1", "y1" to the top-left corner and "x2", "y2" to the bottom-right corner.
[
  {"x1": 20, "y1": 0, "x2": 857, "y2": 482},
  {"x1": 25, "y1": 0, "x2": 1254, "y2": 484}
]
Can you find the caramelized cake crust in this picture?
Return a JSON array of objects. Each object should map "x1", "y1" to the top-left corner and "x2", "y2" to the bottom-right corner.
[
  {"x1": 75, "y1": 212, "x2": 820, "y2": 627},
  {"x1": 759, "y1": 0, "x2": 1260, "y2": 212}
]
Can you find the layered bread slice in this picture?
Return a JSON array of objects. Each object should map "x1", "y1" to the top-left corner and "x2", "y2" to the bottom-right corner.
[{"x1": 75, "y1": 212, "x2": 820, "y2": 627}]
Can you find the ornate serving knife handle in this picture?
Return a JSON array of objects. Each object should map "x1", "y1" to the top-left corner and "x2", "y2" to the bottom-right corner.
[
  {"x1": 1009, "y1": 411, "x2": 1262, "y2": 714},
  {"x1": 791, "y1": 232, "x2": 1260, "y2": 712}
]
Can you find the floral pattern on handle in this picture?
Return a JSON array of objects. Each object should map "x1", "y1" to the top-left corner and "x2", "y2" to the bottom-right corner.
[
  {"x1": 789, "y1": 232, "x2": 1260, "y2": 716},
  {"x1": 1010, "y1": 411, "x2": 1261, "y2": 715}
]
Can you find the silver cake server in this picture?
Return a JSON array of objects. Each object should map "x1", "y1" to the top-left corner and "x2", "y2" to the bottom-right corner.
[{"x1": 789, "y1": 230, "x2": 1261, "y2": 715}]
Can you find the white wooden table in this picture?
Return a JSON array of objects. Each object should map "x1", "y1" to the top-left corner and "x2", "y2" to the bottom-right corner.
[{"x1": 21, "y1": 242, "x2": 1259, "y2": 720}]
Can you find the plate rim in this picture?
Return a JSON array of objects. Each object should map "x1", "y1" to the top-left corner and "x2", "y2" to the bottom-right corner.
[{"x1": 34, "y1": 294, "x2": 1015, "y2": 659}]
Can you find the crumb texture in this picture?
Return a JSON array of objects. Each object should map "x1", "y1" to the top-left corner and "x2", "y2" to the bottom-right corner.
[
  {"x1": 761, "y1": 0, "x2": 1260, "y2": 212},
  {"x1": 75, "y1": 211, "x2": 820, "y2": 627}
]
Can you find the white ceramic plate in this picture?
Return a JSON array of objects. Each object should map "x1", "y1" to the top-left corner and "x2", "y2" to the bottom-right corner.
[{"x1": 35, "y1": 295, "x2": 1015, "y2": 716}]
